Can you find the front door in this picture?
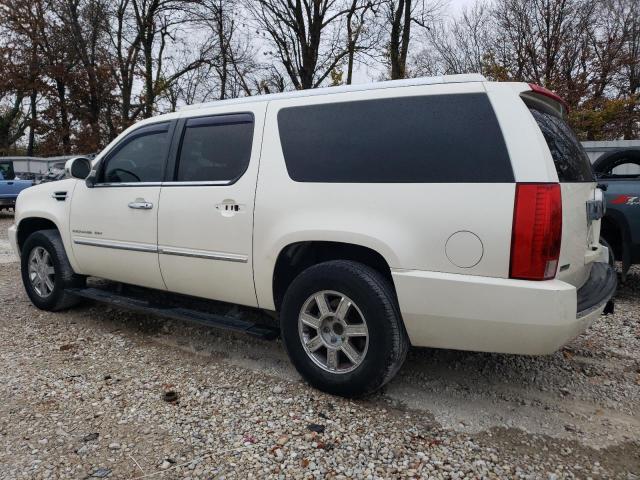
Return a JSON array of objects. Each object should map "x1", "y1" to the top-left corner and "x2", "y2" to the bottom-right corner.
[
  {"x1": 70, "y1": 122, "x2": 174, "y2": 290},
  {"x1": 157, "y1": 107, "x2": 265, "y2": 307}
]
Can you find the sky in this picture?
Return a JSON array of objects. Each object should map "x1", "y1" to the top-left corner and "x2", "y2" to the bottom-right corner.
[{"x1": 449, "y1": 0, "x2": 478, "y2": 12}]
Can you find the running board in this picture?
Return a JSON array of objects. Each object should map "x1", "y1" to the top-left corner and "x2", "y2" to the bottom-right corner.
[{"x1": 67, "y1": 287, "x2": 279, "y2": 340}]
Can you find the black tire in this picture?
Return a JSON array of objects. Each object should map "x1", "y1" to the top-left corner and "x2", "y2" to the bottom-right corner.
[
  {"x1": 21, "y1": 230, "x2": 85, "y2": 311},
  {"x1": 280, "y1": 260, "x2": 409, "y2": 397},
  {"x1": 592, "y1": 148, "x2": 640, "y2": 176}
]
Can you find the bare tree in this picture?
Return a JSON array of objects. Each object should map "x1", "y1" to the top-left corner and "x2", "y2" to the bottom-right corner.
[
  {"x1": 189, "y1": 0, "x2": 259, "y2": 100},
  {"x1": 383, "y1": 0, "x2": 443, "y2": 79},
  {"x1": 343, "y1": 0, "x2": 380, "y2": 84},
  {"x1": 248, "y1": 0, "x2": 360, "y2": 89},
  {"x1": 421, "y1": 2, "x2": 493, "y2": 75},
  {"x1": 130, "y1": 0, "x2": 208, "y2": 117},
  {"x1": 106, "y1": 0, "x2": 143, "y2": 130},
  {"x1": 0, "y1": 49, "x2": 30, "y2": 153},
  {"x1": 0, "y1": 0, "x2": 49, "y2": 154},
  {"x1": 614, "y1": 0, "x2": 639, "y2": 138},
  {"x1": 56, "y1": 0, "x2": 115, "y2": 150}
]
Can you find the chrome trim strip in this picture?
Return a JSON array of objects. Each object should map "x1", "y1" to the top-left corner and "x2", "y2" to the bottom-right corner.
[
  {"x1": 158, "y1": 245, "x2": 248, "y2": 263},
  {"x1": 92, "y1": 181, "x2": 231, "y2": 187},
  {"x1": 72, "y1": 237, "x2": 248, "y2": 262},
  {"x1": 94, "y1": 182, "x2": 163, "y2": 188},
  {"x1": 73, "y1": 237, "x2": 158, "y2": 253},
  {"x1": 161, "y1": 180, "x2": 232, "y2": 186}
]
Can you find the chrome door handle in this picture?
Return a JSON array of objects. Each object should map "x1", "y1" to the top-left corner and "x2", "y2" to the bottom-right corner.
[{"x1": 128, "y1": 199, "x2": 153, "y2": 209}]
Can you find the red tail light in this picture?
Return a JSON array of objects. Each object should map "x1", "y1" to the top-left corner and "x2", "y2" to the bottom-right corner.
[{"x1": 510, "y1": 183, "x2": 562, "y2": 281}]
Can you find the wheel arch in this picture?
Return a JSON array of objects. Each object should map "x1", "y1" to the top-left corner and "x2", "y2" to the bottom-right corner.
[
  {"x1": 271, "y1": 240, "x2": 398, "y2": 312},
  {"x1": 16, "y1": 214, "x2": 81, "y2": 274},
  {"x1": 593, "y1": 148, "x2": 640, "y2": 175},
  {"x1": 17, "y1": 216, "x2": 61, "y2": 253},
  {"x1": 600, "y1": 210, "x2": 633, "y2": 279}
]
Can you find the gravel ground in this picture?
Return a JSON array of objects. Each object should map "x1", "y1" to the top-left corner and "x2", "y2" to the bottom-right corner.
[{"x1": 0, "y1": 211, "x2": 639, "y2": 479}]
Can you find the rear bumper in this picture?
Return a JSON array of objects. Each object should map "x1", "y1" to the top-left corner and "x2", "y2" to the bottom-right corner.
[
  {"x1": 576, "y1": 262, "x2": 616, "y2": 318},
  {"x1": 0, "y1": 198, "x2": 16, "y2": 208},
  {"x1": 392, "y1": 263, "x2": 616, "y2": 355}
]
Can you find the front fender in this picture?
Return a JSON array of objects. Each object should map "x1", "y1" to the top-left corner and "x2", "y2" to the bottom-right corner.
[{"x1": 15, "y1": 179, "x2": 80, "y2": 272}]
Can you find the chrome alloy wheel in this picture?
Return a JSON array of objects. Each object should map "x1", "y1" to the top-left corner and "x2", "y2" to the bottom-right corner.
[
  {"x1": 298, "y1": 290, "x2": 369, "y2": 374},
  {"x1": 28, "y1": 246, "x2": 55, "y2": 298}
]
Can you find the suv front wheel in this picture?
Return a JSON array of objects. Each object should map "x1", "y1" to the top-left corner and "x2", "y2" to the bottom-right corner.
[
  {"x1": 21, "y1": 230, "x2": 85, "y2": 311},
  {"x1": 280, "y1": 260, "x2": 409, "y2": 397}
]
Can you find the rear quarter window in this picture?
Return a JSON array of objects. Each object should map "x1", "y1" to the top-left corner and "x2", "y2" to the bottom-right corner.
[
  {"x1": 277, "y1": 93, "x2": 513, "y2": 183},
  {"x1": 528, "y1": 108, "x2": 594, "y2": 182}
]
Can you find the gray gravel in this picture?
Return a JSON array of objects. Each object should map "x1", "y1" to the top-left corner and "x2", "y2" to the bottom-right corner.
[{"x1": 0, "y1": 212, "x2": 639, "y2": 479}]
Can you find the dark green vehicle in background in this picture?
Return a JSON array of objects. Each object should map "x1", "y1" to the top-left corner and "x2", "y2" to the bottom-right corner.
[{"x1": 594, "y1": 149, "x2": 640, "y2": 281}]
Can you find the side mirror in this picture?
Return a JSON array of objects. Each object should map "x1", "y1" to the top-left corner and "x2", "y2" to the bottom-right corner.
[{"x1": 65, "y1": 157, "x2": 92, "y2": 180}]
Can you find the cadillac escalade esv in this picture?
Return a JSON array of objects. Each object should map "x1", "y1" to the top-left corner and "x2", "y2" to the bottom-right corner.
[{"x1": 8, "y1": 75, "x2": 616, "y2": 397}]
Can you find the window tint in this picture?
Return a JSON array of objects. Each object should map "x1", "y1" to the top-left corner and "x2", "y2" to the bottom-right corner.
[
  {"x1": 0, "y1": 162, "x2": 15, "y2": 180},
  {"x1": 277, "y1": 93, "x2": 513, "y2": 183},
  {"x1": 176, "y1": 114, "x2": 254, "y2": 182},
  {"x1": 529, "y1": 108, "x2": 594, "y2": 182},
  {"x1": 102, "y1": 124, "x2": 169, "y2": 183}
]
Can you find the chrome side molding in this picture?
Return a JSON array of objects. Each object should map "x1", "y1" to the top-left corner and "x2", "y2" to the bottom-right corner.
[
  {"x1": 158, "y1": 246, "x2": 248, "y2": 263},
  {"x1": 72, "y1": 237, "x2": 248, "y2": 263},
  {"x1": 73, "y1": 237, "x2": 158, "y2": 253}
]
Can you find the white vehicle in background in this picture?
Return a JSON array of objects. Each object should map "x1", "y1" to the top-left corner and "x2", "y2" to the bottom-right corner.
[{"x1": 8, "y1": 75, "x2": 616, "y2": 397}]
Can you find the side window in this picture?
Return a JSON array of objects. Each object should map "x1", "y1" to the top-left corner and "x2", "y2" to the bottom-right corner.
[
  {"x1": 101, "y1": 123, "x2": 170, "y2": 184},
  {"x1": 277, "y1": 93, "x2": 513, "y2": 183},
  {"x1": 175, "y1": 114, "x2": 254, "y2": 183},
  {"x1": 0, "y1": 162, "x2": 15, "y2": 180}
]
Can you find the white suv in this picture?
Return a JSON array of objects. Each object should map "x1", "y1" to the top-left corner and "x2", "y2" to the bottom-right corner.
[{"x1": 8, "y1": 74, "x2": 616, "y2": 397}]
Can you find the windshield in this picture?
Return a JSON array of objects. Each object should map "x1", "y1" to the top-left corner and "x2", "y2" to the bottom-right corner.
[
  {"x1": 528, "y1": 108, "x2": 594, "y2": 182},
  {"x1": 0, "y1": 161, "x2": 15, "y2": 180}
]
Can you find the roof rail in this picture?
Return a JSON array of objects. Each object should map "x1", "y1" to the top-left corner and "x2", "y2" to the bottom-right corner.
[{"x1": 180, "y1": 73, "x2": 487, "y2": 111}]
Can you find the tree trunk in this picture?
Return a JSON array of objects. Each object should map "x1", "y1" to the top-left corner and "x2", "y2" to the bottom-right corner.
[
  {"x1": 27, "y1": 90, "x2": 37, "y2": 156},
  {"x1": 389, "y1": 0, "x2": 406, "y2": 79},
  {"x1": 143, "y1": 37, "x2": 155, "y2": 118},
  {"x1": 56, "y1": 80, "x2": 71, "y2": 154}
]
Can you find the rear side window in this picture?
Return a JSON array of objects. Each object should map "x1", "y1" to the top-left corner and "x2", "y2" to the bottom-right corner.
[
  {"x1": 175, "y1": 114, "x2": 254, "y2": 183},
  {"x1": 529, "y1": 108, "x2": 594, "y2": 182},
  {"x1": 277, "y1": 93, "x2": 513, "y2": 183}
]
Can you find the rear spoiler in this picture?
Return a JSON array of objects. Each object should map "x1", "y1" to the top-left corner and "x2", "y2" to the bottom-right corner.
[{"x1": 520, "y1": 84, "x2": 569, "y2": 118}]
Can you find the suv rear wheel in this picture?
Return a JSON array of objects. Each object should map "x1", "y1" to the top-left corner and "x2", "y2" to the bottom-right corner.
[
  {"x1": 280, "y1": 260, "x2": 408, "y2": 397},
  {"x1": 21, "y1": 230, "x2": 85, "y2": 311}
]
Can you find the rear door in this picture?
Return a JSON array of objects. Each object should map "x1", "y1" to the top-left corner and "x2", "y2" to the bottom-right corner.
[
  {"x1": 157, "y1": 104, "x2": 266, "y2": 307},
  {"x1": 527, "y1": 106, "x2": 601, "y2": 288}
]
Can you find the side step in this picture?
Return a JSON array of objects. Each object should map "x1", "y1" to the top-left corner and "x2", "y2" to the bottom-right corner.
[{"x1": 67, "y1": 287, "x2": 279, "y2": 340}]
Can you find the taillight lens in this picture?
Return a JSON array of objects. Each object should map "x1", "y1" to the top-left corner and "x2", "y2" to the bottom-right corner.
[{"x1": 510, "y1": 183, "x2": 562, "y2": 281}]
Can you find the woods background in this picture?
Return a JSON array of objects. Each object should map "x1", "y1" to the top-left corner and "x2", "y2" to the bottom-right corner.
[{"x1": 0, "y1": 0, "x2": 638, "y2": 157}]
